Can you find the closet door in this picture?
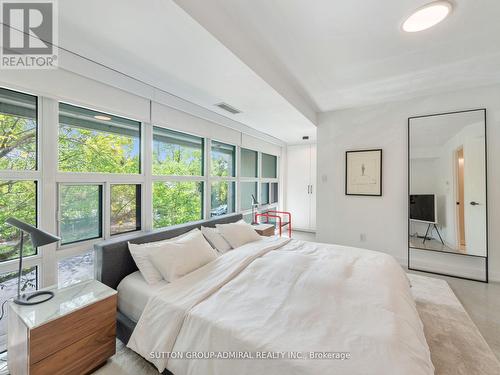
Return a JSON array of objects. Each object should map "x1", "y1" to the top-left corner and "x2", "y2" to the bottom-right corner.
[
  {"x1": 309, "y1": 144, "x2": 317, "y2": 231},
  {"x1": 286, "y1": 145, "x2": 311, "y2": 230}
]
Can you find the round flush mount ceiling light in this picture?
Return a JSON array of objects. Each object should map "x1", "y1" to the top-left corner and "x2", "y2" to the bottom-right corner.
[
  {"x1": 94, "y1": 115, "x2": 111, "y2": 121},
  {"x1": 402, "y1": 1, "x2": 452, "y2": 32}
]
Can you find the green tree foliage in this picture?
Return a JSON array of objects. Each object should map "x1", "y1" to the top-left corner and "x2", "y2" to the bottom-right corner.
[
  {"x1": 0, "y1": 114, "x2": 36, "y2": 170},
  {"x1": 58, "y1": 125, "x2": 139, "y2": 173},
  {"x1": 0, "y1": 112, "x2": 37, "y2": 261},
  {"x1": 110, "y1": 184, "x2": 139, "y2": 234},
  {"x1": 152, "y1": 139, "x2": 204, "y2": 227}
]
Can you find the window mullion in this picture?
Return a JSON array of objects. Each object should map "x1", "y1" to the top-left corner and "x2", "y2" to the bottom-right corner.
[
  {"x1": 39, "y1": 97, "x2": 59, "y2": 288},
  {"x1": 205, "y1": 138, "x2": 211, "y2": 220},
  {"x1": 142, "y1": 122, "x2": 153, "y2": 231}
]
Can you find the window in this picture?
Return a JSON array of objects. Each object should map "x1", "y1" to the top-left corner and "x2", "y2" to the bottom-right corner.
[
  {"x1": 110, "y1": 184, "x2": 141, "y2": 235},
  {"x1": 58, "y1": 103, "x2": 141, "y2": 174},
  {"x1": 240, "y1": 182, "x2": 257, "y2": 211},
  {"x1": 153, "y1": 127, "x2": 203, "y2": 176},
  {"x1": 59, "y1": 184, "x2": 102, "y2": 245},
  {"x1": 211, "y1": 141, "x2": 235, "y2": 177},
  {"x1": 0, "y1": 88, "x2": 37, "y2": 171},
  {"x1": 211, "y1": 181, "x2": 235, "y2": 217},
  {"x1": 261, "y1": 183, "x2": 270, "y2": 205},
  {"x1": 0, "y1": 266, "x2": 37, "y2": 351},
  {"x1": 271, "y1": 182, "x2": 279, "y2": 204},
  {"x1": 0, "y1": 180, "x2": 37, "y2": 262},
  {"x1": 153, "y1": 181, "x2": 203, "y2": 228},
  {"x1": 58, "y1": 252, "x2": 94, "y2": 288},
  {"x1": 241, "y1": 148, "x2": 257, "y2": 178},
  {"x1": 262, "y1": 153, "x2": 277, "y2": 178}
]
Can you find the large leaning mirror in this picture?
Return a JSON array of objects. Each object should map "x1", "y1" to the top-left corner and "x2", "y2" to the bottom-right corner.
[{"x1": 408, "y1": 109, "x2": 488, "y2": 282}]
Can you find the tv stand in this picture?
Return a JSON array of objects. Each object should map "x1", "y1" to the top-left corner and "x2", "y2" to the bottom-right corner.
[{"x1": 423, "y1": 223, "x2": 444, "y2": 245}]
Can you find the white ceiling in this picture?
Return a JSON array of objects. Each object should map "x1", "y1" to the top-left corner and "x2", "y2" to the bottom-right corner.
[
  {"x1": 175, "y1": 0, "x2": 500, "y2": 113},
  {"x1": 58, "y1": 1, "x2": 500, "y2": 143},
  {"x1": 58, "y1": 0, "x2": 316, "y2": 144}
]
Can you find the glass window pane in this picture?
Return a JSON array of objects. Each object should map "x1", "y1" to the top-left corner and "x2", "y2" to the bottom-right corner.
[
  {"x1": 0, "y1": 266, "x2": 37, "y2": 351},
  {"x1": 0, "y1": 180, "x2": 37, "y2": 262},
  {"x1": 242, "y1": 213, "x2": 253, "y2": 224},
  {"x1": 60, "y1": 185, "x2": 102, "y2": 244},
  {"x1": 261, "y1": 183, "x2": 269, "y2": 205},
  {"x1": 111, "y1": 184, "x2": 141, "y2": 235},
  {"x1": 211, "y1": 141, "x2": 235, "y2": 177},
  {"x1": 58, "y1": 252, "x2": 94, "y2": 288},
  {"x1": 241, "y1": 148, "x2": 257, "y2": 178},
  {"x1": 240, "y1": 182, "x2": 257, "y2": 211},
  {"x1": 262, "y1": 153, "x2": 277, "y2": 178},
  {"x1": 211, "y1": 181, "x2": 235, "y2": 217},
  {"x1": 0, "y1": 88, "x2": 37, "y2": 171},
  {"x1": 153, "y1": 181, "x2": 203, "y2": 228},
  {"x1": 271, "y1": 182, "x2": 279, "y2": 204},
  {"x1": 58, "y1": 103, "x2": 141, "y2": 174},
  {"x1": 153, "y1": 127, "x2": 203, "y2": 176}
]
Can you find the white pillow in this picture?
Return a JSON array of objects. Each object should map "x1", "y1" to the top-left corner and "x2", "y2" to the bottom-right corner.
[
  {"x1": 148, "y1": 230, "x2": 218, "y2": 282},
  {"x1": 216, "y1": 221, "x2": 261, "y2": 249},
  {"x1": 128, "y1": 229, "x2": 197, "y2": 285},
  {"x1": 201, "y1": 226, "x2": 232, "y2": 253}
]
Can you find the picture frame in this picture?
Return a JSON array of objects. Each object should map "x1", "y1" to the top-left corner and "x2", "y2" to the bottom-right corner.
[{"x1": 345, "y1": 149, "x2": 382, "y2": 196}]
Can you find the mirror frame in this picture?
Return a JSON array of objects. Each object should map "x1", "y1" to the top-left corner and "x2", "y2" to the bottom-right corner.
[{"x1": 407, "y1": 108, "x2": 488, "y2": 283}]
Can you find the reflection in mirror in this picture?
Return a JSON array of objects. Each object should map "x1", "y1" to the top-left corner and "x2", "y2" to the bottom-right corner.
[{"x1": 409, "y1": 110, "x2": 487, "y2": 257}]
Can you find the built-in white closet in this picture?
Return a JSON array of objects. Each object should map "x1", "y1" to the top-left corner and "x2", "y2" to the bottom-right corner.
[{"x1": 286, "y1": 144, "x2": 316, "y2": 232}]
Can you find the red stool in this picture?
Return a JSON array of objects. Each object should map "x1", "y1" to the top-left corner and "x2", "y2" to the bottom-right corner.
[{"x1": 254, "y1": 211, "x2": 292, "y2": 237}]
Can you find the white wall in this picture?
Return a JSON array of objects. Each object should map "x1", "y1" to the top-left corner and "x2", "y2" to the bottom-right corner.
[{"x1": 317, "y1": 84, "x2": 500, "y2": 281}]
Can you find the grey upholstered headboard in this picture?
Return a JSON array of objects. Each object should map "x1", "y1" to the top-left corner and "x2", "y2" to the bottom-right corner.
[{"x1": 94, "y1": 213, "x2": 243, "y2": 289}]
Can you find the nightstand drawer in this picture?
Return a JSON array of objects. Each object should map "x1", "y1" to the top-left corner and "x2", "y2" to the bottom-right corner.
[
  {"x1": 30, "y1": 294, "x2": 117, "y2": 364},
  {"x1": 31, "y1": 321, "x2": 115, "y2": 375}
]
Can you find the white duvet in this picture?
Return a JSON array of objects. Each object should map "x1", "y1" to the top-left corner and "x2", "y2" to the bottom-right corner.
[{"x1": 128, "y1": 237, "x2": 434, "y2": 375}]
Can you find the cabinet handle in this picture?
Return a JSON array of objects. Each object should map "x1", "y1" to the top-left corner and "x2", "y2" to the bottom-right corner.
[
  {"x1": 307, "y1": 185, "x2": 310, "y2": 194},
  {"x1": 310, "y1": 185, "x2": 313, "y2": 195}
]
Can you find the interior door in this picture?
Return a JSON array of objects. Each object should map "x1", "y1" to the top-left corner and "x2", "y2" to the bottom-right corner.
[
  {"x1": 286, "y1": 144, "x2": 311, "y2": 230},
  {"x1": 463, "y1": 135, "x2": 487, "y2": 256},
  {"x1": 309, "y1": 144, "x2": 317, "y2": 231}
]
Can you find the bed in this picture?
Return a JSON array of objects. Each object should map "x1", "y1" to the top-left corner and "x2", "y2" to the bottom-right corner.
[{"x1": 94, "y1": 213, "x2": 434, "y2": 375}]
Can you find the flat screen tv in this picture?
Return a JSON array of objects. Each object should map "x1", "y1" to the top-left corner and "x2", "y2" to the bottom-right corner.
[{"x1": 409, "y1": 194, "x2": 437, "y2": 224}]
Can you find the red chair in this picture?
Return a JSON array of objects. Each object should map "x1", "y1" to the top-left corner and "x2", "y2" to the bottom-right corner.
[{"x1": 254, "y1": 210, "x2": 292, "y2": 237}]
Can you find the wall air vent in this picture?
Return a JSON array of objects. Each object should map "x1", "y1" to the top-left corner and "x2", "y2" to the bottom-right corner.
[{"x1": 215, "y1": 102, "x2": 242, "y2": 115}]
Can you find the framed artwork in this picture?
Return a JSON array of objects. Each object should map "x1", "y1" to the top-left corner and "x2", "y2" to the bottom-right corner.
[{"x1": 345, "y1": 149, "x2": 382, "y2": 196}]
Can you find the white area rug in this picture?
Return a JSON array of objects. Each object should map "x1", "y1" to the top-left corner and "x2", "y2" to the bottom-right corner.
[
  {"x1": 47, "y1": 274, "x2": 500, "y2": 375},
  {"x1": 408, "y1": 274, "x2": 500, "y2": 375}
]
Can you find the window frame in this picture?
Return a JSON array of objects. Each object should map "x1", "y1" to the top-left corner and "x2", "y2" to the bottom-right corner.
[
  {"x1": 57, "y1": 183, "x2": 104, "y2": 246},
  {"x1": 208, "y1": 139, "x2": 237, "y2": 219},
  {"x1": 58, "y1": 102, "x2": 142, "y2": 175},
  {"x1": 110, "y1": 183, "x2": 142, "y2": 236},
  {"x1": 0, "y1": 87, "x2": 41, "y2": 290}
]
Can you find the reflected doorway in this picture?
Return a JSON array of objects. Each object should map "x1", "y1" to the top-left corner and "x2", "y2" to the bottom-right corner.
[{"x1": 455, "y1": 147, "x2": 466, "y2": 250}]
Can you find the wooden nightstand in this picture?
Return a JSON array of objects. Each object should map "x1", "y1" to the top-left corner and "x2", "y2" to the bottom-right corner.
[
  {"x1": 8, "y1": 280, "x2": 117, "y2": 375},
  {"x1": 253, "y1": 223, "x2": 275, "y2": 237}
]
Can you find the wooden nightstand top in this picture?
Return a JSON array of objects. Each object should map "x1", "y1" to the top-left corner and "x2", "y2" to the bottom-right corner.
[
  {"x1": 252, "y1": 224, "x2": 275, "y2": 236},
  {"x1": 9, "y1": 280, "x2": 116, "y2": 329}
]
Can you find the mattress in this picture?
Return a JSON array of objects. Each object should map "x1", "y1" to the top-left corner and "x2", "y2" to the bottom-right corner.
[{"x1": 117, "y1": 271, "x2": 168, "y2": 322}]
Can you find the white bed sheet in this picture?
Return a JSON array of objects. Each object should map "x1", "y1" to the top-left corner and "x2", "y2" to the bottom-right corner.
[{"x1": 117, "y1": 271, "x2": 169, "y2": 322}]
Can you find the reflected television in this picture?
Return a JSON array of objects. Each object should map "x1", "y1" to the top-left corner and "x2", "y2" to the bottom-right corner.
[{"x1": 409, "y1": 194, "x2": 437, "y2": 224}]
